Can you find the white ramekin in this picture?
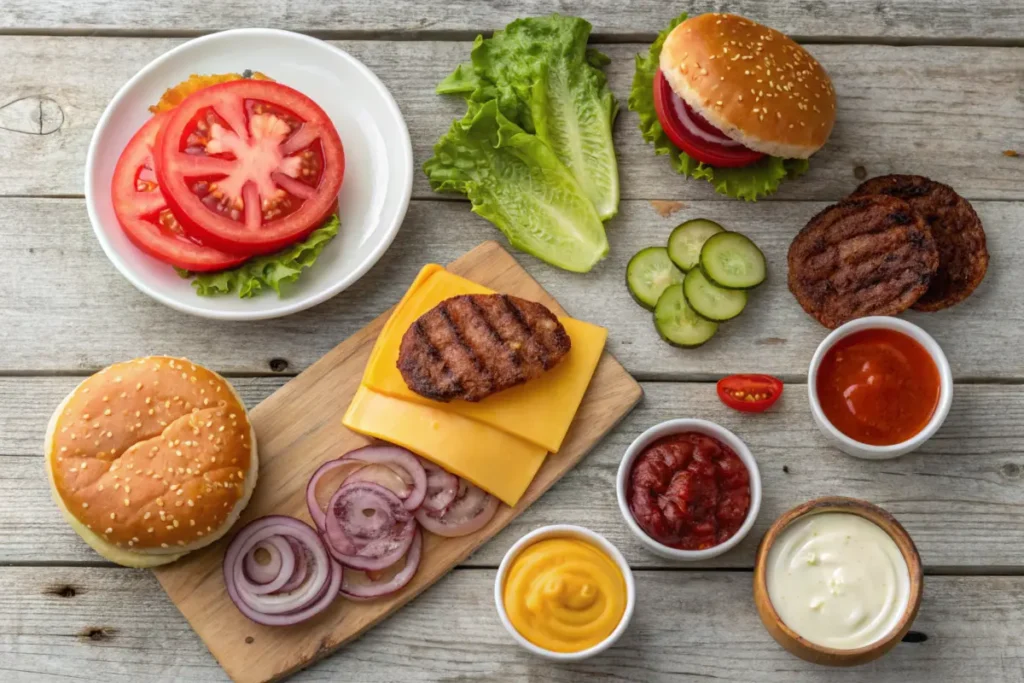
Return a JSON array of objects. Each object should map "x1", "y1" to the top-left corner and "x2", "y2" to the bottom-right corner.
[
  {"x1": 807, "y1": 316, "x2": 953, "y2": 460},
  {"x1": 615, "y1": 419, "x2": 762, "y2": 561},
  {"x1": 494, "y1": 524, "x2": 635, "y2": 661}
]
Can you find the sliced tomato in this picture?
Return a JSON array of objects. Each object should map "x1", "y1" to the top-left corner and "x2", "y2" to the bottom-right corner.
[
  {"x1": 717, "y1": 374, "x2": 784, "y2": 413},
  {"x1": 154, "y1": 80, "x2": 344, "y2": 255},
  {"x1": 653, "y1": 70, "x2": 765, "y2": 168},
  {"x1": 111, "y1": 115, "x2": 249, "y2": 272}
]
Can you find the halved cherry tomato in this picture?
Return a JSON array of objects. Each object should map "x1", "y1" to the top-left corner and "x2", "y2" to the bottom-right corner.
[
  {"x1": 110, "y1": 115, "x2": 249, "y2": 272},
  {"x1": 717, "y1": 374, "x2": 784, "y2": 413},
  {"x1": 653, "y1": 70, "x2": 765, "y2": 168},
  {"x1": 154, "y1": 80, "x2": 344, "y2": 255}
]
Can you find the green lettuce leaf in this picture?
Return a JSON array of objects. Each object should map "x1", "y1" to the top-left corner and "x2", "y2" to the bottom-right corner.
[
  {"x1": 178, "y1": 215, "x2": 340, "y2": 298},
  {"x1": 442, "y1": 15, "x2": 620, "y2": 220},
  {"x1": 424, "y1": 100, "x2": 608, "y2": 273},
  {"x1": 628, "y1": 12, "x2": 809, "y2": 201}
]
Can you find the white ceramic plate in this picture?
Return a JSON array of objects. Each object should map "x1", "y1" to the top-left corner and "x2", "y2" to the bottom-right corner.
[{"x1": 85, "y1": 28, "x2": 413, "y2": 320}]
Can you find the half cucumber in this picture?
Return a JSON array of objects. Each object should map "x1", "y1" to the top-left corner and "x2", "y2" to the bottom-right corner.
[
  {"x1": 683, "y1": 268, "x2": 748, "y2": 322},
  {"x1": 627, "y1": 247, "x2": 685, "y2": 309},
  {"x1": 654, "y1": 284, "x2": 719, "y2": 348},
  {"x1": 700, "y1": 231, "x2": 767, "y2": 289},
  {"x1": 667, "y1": 219, "x2": 724, "y2": 272}
]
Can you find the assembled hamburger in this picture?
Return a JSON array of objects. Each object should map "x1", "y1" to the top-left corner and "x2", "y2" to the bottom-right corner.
[
  {"x1": 44, "y1": 357, "x2": 257, "y2": 567},
  {"x1": 630, "y1": 13, "x2": 837, "y2": 200}
]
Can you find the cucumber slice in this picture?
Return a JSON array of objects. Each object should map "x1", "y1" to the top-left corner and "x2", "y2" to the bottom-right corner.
[
  {"x1": 700, "y1": 232, "x2": 767, "y2": 289},
  {"x1": 654, "y1": 284, "x2": 719, "y2": 348},
  {"x1": 626, "y1": 247, "x2": 684, "y2": 310},
  {"x1": 683, "y1": 268, "x2": 748, "y2": 322},
  {"x1": 667, "y1": 219, "x2": 724, "y2": 271}
]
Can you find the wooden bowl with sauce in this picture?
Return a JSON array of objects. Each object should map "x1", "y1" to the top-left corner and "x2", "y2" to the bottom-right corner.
[{"x1": 753, "y1": 497, "x2": 923, "y2": 666}]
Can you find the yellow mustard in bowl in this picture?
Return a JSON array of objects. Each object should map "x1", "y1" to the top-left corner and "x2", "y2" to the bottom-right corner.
[{"x1": 502, "y1": 537, "x2": 627, "y2": 653}]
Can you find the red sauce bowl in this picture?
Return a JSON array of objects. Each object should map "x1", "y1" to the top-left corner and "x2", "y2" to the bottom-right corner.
[
  {"x1": 808, "y1": 317, "x2": 953, "y2": 460},
  {"x1": 615, "y1": 419, "x2": 762, "y2": 561}
]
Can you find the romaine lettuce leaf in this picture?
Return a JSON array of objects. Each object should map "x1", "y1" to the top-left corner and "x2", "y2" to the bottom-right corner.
[
  {"x1": 448, "y1": 15, "x2": 620, "y2": 220},
  {"x1": 178, "y1": 215, "x2": 339, "y2": 298},
  {"x1": 628, "y1": 11, "x2": 809, "y2": 201},
  {"x1": 424, "y1": 100, "x2": 608, "y2": 273}
]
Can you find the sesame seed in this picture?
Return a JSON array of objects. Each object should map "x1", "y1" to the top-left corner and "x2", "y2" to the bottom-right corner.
[
  {"x1": 144, "y1": 511, "x2": 151, "y2": 520},
  {"x1": 109, "y1": 512, "x2": 116, "y2": 520},
  {"x1": 105, "y1": 527, "x2": 113, "y2": 534},
  {"x1": 81, "y1": 502, "x2": 88, "y2": 509},
  {"x1": 123, "y1": 498, "x2": 130, "y2": 506},
  {"x1": 161, "y1": 543, "x2": 169, "y2": 548},
  {"x1": 148, "y1": 527, "x2": 154, "y2": 533},
  {"x1": 187, "y1": 499, "x2": 195, "y2": 507}
]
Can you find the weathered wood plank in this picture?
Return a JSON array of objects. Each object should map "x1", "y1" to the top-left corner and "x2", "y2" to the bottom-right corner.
[
  {"x1": 2, "y1": 567, "x2": 1022, "y2": 682},
  {"x1": 1, "y1": 37, "x2": 1022, "y2": 200},
  {"x1": 1, "y1": 198, "x2": 1018, "y2": 379},
  {"x1": 3, "y1": 0, "x2": 1024, "y2": 41},
  {"x1": 4, "y1": 380, "x2": 1023, "y2": 570}
]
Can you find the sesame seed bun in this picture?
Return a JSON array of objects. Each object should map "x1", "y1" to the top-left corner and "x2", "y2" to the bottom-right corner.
[
  {"x1": 44, "y1": 357, "x2": 257, "y2": 568},
  {"x1": 659, "y1": 13, "x2": 836, "y2": 159}
]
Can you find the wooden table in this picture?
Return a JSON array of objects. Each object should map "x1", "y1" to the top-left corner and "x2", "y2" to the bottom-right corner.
[{"x1": 2, "y1": 2, "x2": 1023, "y2": 681}]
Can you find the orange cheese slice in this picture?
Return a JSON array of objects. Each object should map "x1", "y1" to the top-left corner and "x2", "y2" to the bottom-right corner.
[
  {"x1": 342, "y1": 387, "x2": 545, "y2": 506},
  {"x1": 361, "y1": 265, "x2": 607, "y2": 453}
]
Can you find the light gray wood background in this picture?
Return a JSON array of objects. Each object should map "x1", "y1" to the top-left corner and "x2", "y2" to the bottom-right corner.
[{"x1": 2, "y1": 2, "x2": 1023, "y2": 681}]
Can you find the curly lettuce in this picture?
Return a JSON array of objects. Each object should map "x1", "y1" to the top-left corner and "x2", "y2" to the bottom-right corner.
[
  {"x1": 177, "y1": 215, "x2": 339, "y2": 298},
  {"x1": 628, "y1": 12, "x2": 809, "y2": 201}
]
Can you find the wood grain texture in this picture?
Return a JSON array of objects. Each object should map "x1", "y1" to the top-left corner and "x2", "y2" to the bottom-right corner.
[
  {"x1": 3, "y1": 567, "x2": 1024, "y2": 683},
  {"x1": 3, "y1": 0, "x2": 1024, "y2": 41},
  {"x1": 1, "y1": 198, "x2": 1018, "y2": 379},
  {"x1": 1, "y1": 38, "x2": 1022, "y2": 200},
  {"x1": 5, "y1": 380, "x2": 1023, "y2": 570},
  {"x1": 151, "y1": 241, "x2": 641, "y2": 683}
]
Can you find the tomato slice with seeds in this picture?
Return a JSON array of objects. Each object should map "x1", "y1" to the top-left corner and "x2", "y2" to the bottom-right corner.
[
  {"x1": 717, "y1": 374, "x2": 784, "y2": 413},
  {"x1": 154, "y1": 80, "x2": 344, "y2": 255},
  {"x1": 111, "y1": 115, "x2": 249, "y2": 272},
  {"x1": 653, "y1": 70, "x2": 765, "y2": 168}
]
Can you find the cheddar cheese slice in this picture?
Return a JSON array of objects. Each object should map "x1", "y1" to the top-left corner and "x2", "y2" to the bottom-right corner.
[
  {"x1": 361, "y1": 265, "x2": 607, "y2": 453},
  {"x1": 342, "y1": 387, "x2": 546, "y2": 506}
]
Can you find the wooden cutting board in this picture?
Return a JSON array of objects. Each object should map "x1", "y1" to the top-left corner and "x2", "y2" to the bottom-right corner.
[{"x1": 154, "y1": 241, "x2": 644, "y2": 683}]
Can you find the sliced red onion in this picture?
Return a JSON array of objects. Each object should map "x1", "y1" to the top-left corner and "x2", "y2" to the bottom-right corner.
[
  {"x1": 668, "y1": 86, "x2": 743, "y2": 147},
  {"x1": 341, "y1": 529, "x2": 423, "y2": 601},
  {"x1": 346, "y1": 464, "x2": 412, "y2": 499},
  {"x1": 343, "y1": 446, "x2": 427, "y2": 511},
  {"x1": 224, "y1": 515, "x2": 341, "y2": 626},
  {"x1": 306, "y1": 459, "x2": 367, "y2": 530},
  {"x1": 324, "y1": 481, "x2": 418, "y2": 571},
  {"x1": 419, "y1": 458, "x2": 459, "y2": 514},
  {"x1": 415, "y1": 479, "x2": 500, "y2": 538}
]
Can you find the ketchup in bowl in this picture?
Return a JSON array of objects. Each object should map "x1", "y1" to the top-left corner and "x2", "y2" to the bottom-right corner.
[
  {"x1": 626, "y1": 432, "x2": 751, "y2": 550},
  {"x1": 815, "y1": 328, "x2": 940, "y2": 446}
]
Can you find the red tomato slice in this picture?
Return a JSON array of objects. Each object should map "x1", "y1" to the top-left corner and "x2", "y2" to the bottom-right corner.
[
  {"x1": 154, "y1": 80, "x2": 345, "y2": 255},
  {"x1": 717, "y1": 374, "x2": 784, "y2": 413},
  {"x1": 653, "y1": 70, "x2": 765, "y2": 168},
  {"x1": 111, "y1": 115, "x2": 249, "y2": 272}
]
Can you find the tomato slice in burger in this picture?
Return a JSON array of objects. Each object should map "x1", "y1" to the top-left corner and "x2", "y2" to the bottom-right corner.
[
  {"x1": 653, "y1": 70, "x2": 765, "y2": 168},
  {"x1": 154, "y1": 80, "x2": 345, "y2": 255},
  {"x1": 111, "y1": 115, "x2": 249, "y2": 272},
  {"x1": 717, "y1": 374, "x2": 784, "y2": 413}
]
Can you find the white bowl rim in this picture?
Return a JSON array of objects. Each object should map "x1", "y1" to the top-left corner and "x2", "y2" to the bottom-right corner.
[
  {"x1": 806, "y1": 316, "x2": 954, "y2": 458},
  {"x1": 84, "y1": 27, "x2": 413, "y2": 321},
  {"x1": 493, "y1": 524, "x2": 636, "y2": 662},
  {"x1": 615, "y1": 418, "x2": 763, "y2": 561}
]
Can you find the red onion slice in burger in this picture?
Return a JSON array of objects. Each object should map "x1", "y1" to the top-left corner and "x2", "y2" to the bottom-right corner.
[
  {"x1": 669, "y1": 90, "x2": 742, "y2": 147},
  {"x1": 341, "y1": 529, "x2": 423, "y2": 601},
  {"x1": 415, "y1": 479, "x2": 500, "y2": 538},
  {"x1": 324, "y1": 481, "x2": 418, "y2": 571},
  {"x1": 419, "y1": 458, "x2": 459, "y2": 514},
  {"x1": 224, "y1": 515, "x2": 341, "y2": 626}
]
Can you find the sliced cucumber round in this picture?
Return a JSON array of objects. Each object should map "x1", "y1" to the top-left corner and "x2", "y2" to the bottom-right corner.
[
  {"x1": 626, "y1": 247, "x2": 684, "y2": 310},
  {"x1": 667, "y1": 219, "x2": 724, "y2": 272},
  {"x1": 683, "y1": 268, "x2": 748, "y2": 322},
  {"x1": 700, "y1": 231, "x2": 767, "y2": 290},
  {"x1": 654, "y1": 284, "x2": 719, "y2": 348}
]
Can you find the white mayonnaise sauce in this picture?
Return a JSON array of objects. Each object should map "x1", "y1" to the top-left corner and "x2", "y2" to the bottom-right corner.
[{"x1": 765, "y1": 512, "x2": 910, "y2": 650}]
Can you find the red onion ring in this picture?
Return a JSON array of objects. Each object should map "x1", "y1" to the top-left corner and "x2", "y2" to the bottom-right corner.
[
  {"x1": 415, "y1": 479, "x2": 500, "y2": 538},
  {"x1": 224, "y1": 515, "x2": 341, "y2": 626},
  {"x1": 419, "y1": 458, "x2": 459, "y2": 514},
  {"x1": 343, "y1": 446, "x2": 426, "y2": 511},
  {"x1": 668, "y1": 86, "x2": 743, "y2": 147},
  {"x1": 341, "y1": 529, "x2": 423, "y2": 601},
  {"x1": 324, "y1": 481, "x2": 418, "y2": 571}
]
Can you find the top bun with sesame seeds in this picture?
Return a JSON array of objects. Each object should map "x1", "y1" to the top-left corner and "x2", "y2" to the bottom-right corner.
[
  {"x1": 659, "y1": 13, "x2": 836, "y2": 159},
  {"x1": 44, "y1": 357, "x2": 257, "y2": 568}
]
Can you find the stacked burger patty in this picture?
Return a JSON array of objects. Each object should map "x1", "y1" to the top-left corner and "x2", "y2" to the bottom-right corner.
[{"x1": 788, "y1": 175, "x2": 990, "y2": 328}]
